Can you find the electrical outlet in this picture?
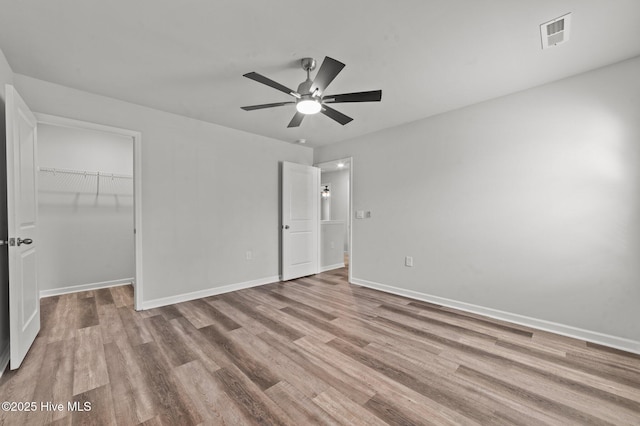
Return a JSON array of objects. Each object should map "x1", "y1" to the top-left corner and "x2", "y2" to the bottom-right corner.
[
  {"x1": 246, "y1": 250, "x2": 253, "y2": 260},
  {"x1": 405, "y1": 256, "x2": 413, "y2": 267}
]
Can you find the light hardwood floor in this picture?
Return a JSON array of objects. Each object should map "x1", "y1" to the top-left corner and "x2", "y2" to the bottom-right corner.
[{"x1": 1, "y1": 268, "x2": 639, "y2": 425}]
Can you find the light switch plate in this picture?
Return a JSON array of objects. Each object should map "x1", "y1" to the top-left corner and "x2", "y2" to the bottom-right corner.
[{"x1": 356, "y1": 210, "x2": 365, "y2": 219}]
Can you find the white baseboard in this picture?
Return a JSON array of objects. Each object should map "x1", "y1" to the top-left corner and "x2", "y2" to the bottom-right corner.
[
  {"x1": 351, "y1": 277, "x2": 640, "y2": 356},
  {"x1": 141, "y1": 275, "x2": 280, "y2": 310},
  {"x1": 0, "y1": 343, "x2": 10, "y2": 378},
  {"x1": 40, "y1": 278, "x2": 134, "y2": 298},
  {"x1": 320, "y1": 263, "x2": 345, "y2": 272}
]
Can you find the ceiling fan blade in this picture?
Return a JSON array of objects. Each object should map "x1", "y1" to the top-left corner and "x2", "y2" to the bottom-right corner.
[
  {"x1": 241, "y1": 101, "x2": 295, "y2": 111},
  {"x1": 243, "y1": 72, "x2": 298, "y2": 97},
  {"x1": 287, "y1": 112, "x2": 305, "y2": 128},
  {"x1": 321, "y1": 105, "x2": 353, "y2": 125},
  {"x1": 323, "y1": 90, "x2": 382, "y2": 104},
  {"x1": 310, "y1": 57, "x2": 345, "y2": 95}
]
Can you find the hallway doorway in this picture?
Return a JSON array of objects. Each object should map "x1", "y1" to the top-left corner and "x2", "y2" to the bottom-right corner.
[{"x1": 315, "y1": 157, "x2": 352, "y2": 281}]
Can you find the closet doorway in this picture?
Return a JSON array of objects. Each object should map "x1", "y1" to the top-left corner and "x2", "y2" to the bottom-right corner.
[
  {"x1": 315, "y1": 157, "x2": 352, "y2": 282},
  {"x1": 35, "y1": 114, "x2": 143, "y2": 309}
]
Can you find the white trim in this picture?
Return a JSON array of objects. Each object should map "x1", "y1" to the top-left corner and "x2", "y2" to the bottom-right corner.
[
  {"x1": 315, "y1": 166, "x2": 321, "y2": 275},
  {"x1": 347, "y1": 158, "x2": 353, "y2": 284},
  {"x1": 39, "y1": 278, "x2": 134, "y2": 298},
  {"x1": 320, "y1": 263, "x2": 345, "y2": 272},
  {"x1": 351, "y1": 277, "x2": 640, "y2": 355},
  {"x1": 141, "y1": 275, "x2": 279, "y2": 310},
  {"x1": 35, "y1": 113, "x2": 135, "y2": 138},
  {"x1": 0, "y1": 344, "x2": 10, "y2": 378},
  {"x1": 133, "y1": 126, "x2": 143, "y2": 311},
  {"x1": 33, "y1": 113, "x2": 144, "y2": 311}
]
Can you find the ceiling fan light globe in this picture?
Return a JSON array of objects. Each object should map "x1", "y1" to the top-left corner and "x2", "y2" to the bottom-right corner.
[{"x1": 296, "y1": 99, "x2": 321, "y2": 115}]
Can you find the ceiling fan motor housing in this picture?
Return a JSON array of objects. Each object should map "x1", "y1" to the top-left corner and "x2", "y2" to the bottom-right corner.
[
  {"x1": 297, "y1": 79, "x2": 314, "y2": 95},
  {"x1": 296, "y1": 62, "x2": 321, "y2": 114}
]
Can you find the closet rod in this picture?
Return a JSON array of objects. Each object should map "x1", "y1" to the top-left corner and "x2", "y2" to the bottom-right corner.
[{"x1": 39, "y1": 167, "x2": 133, "y2": 179}]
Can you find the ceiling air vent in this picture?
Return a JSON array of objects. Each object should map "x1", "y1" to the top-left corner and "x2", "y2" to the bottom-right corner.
[{"x1": 540, "y1": 13, "x2": 571, "y2": 49}]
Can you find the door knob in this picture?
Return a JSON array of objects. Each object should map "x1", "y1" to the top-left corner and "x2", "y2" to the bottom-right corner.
[
  {"x1": 283, "y1": 225, "x2": 290, "y2": 229},
  {"x1": 17, "y1": 238, "x2": 33, "y2": 246}
]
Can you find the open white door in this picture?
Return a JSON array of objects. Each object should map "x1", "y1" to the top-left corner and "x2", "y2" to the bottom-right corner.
[
  {"x1": 5, "y1": 85, "x2": 40, "y2": 369},
  {"x1": 282, "y1": 161, "x2": 320, "y2": 281}
]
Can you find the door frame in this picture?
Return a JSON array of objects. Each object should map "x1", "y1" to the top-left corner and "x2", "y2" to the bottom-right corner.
[
  {"x1": 315, "y1": 157, "x2": 353, "y2": 284},
  {"x1": 34, "y1": 113, "x2": 144, "y2": 310}
]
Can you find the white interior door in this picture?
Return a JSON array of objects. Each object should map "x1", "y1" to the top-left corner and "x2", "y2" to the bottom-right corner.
[
  {"x1": 282, "y1": 161, "x2": 320, "y2": 281},
  {"x1": 5, "y1": 84, "x2": 40, "y2": 369}
]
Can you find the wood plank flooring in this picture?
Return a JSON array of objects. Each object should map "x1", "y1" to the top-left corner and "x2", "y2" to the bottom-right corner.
[{"x1": 1, "y1": 268, "x2": 640, "y2": 425}]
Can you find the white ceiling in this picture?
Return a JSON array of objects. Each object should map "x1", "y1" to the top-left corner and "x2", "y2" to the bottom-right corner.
[{"x1": 1, "y1": 1, "x2": 639, "y2": 148}]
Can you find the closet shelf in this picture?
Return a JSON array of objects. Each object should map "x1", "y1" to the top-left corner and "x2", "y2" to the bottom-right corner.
[
  {"x1": 38, "y1": 167, "x2": 133, "y2": 196},
  {"x1": 39, "y1": 167, "x2": 132, "y2": 179}
]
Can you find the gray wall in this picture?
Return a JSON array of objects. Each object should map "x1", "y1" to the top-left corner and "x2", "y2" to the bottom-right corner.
[
  {"x1": 0, "y1": 47, "x2": 13, "y2": 367},
  {"x1": 37, "y1": 123, "x2": 134, "y2": 293},
  {"x1": 13, "y1": 73, "x2": 313, "y2": 304},
  {"x1": 315, "y1": 56, "x2": 640, "y2": 345}
]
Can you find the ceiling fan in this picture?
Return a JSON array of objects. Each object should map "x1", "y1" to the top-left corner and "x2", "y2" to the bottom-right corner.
[{"x1": 241, "y1": 56, "x2": 382, "y2": 128}]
